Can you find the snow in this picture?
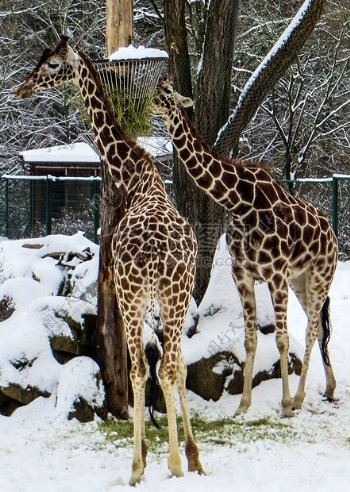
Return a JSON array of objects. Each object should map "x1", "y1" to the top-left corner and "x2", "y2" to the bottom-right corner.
[
  {"x1": 137, "y1": 136, "x2": 172, "y2": 158},
  {"x1": 109, "y1": 45, "x2": 168, "y2": 61},
  {"x1": 55, "y1": 357, "x2": 105, "y2": 418},
  {"x1": 20, "y1": 142, "x2": 100, "y2": 163},
  {"x1": 0, "y1": 232, "x2": 350, "y2": 490}
]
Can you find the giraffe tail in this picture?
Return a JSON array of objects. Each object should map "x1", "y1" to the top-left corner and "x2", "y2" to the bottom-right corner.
[
  {"x1": 320, "y1": 296, "x2": 332, "y2": 366},
  {"x1": 145, "y1": 340, "x2": 161, "y2": 429},
  {"x1": 145, "y1": 247, "x2": 161, "y2": 429}
]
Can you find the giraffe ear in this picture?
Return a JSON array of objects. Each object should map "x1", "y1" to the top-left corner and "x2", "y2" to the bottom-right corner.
[
  {"x1": 174, "y1": 92, "x2": 193, "y2": 108},
  {"x1": 56, "y1": 34, "x2": 70, "y2": 53},
  {"x1": 60, "y1": 34, "x2": 70, "y2": 44}
]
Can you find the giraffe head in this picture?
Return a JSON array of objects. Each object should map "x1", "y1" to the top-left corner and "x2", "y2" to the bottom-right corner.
[
  {"x1": 151, "y1": 75, "x2": 193, "y2": 119},
  {"x1": 17, "y1": 35, "x2": 78, "y2": 98}
]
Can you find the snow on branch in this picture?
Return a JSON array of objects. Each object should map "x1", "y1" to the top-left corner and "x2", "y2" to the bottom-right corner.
[{"x1": 214, "y1": 0, "x2": 325, "y2": 156}]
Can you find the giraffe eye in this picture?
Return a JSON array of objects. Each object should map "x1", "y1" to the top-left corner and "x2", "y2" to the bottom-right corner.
[{"x1": 48, "y1": 61, "x2": 60, "y2": 69}]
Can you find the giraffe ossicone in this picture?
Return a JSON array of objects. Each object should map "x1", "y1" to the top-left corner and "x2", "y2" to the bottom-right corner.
[
  {"x1": 152, "y1": 76, "x2": 338, "y2": 417},
  {"x1": 17, "y1": 38, "x2": 204, "y2": 485}
]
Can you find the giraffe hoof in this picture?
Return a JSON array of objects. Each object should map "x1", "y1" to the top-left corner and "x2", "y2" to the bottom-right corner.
[
  {"x1": 235, "y1": 403, "x2": 249, "y2": 416},
  {"x1": 129, "y1": 462, "x2": 144, "y2": 486},
  {"x1": 129, "y1": 474, "x2": 143, "y2": 487},
  {"x1": 322, "y1": 391, "x2": 336, "y2": 403},
  {"x1": 292, "y1": 395, "x2": 304, "y2": 411},
  {"x1": 168, "y1": 457, "x2": 184, "y2": 478},
  {"x1": 281, "y1": 401, "x2": 294, "y2": 417},
  {"x1": 281, "y1": 407, "x2": 294, "y2": 418}
]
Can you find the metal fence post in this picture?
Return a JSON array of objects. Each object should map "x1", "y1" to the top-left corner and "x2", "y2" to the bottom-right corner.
[
  {"x1": 332, "y1": 176, "x2": 339, "y2": 237},
  {"x1": 91, "y1": 180, "x2": 98, "y2": 243},
  {"x1": 45, "y1": 178, "x2": 52, "y2": 235},
  {"x1": 5, "y1": 178, "x2": 9, "y2": 238}
]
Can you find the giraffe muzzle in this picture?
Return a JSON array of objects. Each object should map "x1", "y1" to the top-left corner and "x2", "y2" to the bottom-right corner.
[{"x1": 16, "y1": 82, "x2": 35, "y2": 99}]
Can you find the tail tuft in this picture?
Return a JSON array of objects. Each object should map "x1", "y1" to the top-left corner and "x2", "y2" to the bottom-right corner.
[
  {"x1": 321, "y1": 296, "x2": 331, "y2": 366},
  {"x1": 145, "y1": 340, "x2": 161, "y2": 429}
]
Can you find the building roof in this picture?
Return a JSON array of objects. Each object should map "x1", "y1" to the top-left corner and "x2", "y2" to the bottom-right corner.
[
  {"x1": 19, "y1": 142, "x2": 100, "y2": 164},
  {"x1": 19, "y1": 138, "x2": 172, "y2": 166}
]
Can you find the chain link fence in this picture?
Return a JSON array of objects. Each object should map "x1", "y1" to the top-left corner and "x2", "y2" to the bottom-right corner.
[{"x1": 0, "y1": 174, "x2": 349, "y2": 258}]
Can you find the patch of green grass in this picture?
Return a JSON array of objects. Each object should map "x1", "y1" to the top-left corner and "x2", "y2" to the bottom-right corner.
[
  {"x1": 99, "y1": 415, "x2": 296, "y2": 452},
  {"x1": 106, "y1": 89, "x2": 152, "y2": 138}
]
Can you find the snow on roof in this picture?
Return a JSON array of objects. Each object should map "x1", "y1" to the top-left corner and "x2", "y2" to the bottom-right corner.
[
  {"x1": 109, "y1": 45, "x2": 168, "y2": 61},
  {"x1": 19, "y1": 138, "x2": 171, "y2": 165},
  {"x1": 19, "y1": 142, "x2": 100, "y2": 164}
]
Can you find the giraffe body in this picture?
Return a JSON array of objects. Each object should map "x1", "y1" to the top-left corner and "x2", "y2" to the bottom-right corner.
[
  {"x1": 17, "y1": 38, "x2": 203, "y2": 484},
  {"x1": 152, "y1": 78, "x2": 338, "y2": 417}
]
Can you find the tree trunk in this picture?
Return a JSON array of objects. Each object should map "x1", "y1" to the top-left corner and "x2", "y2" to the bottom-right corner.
[
  {"x1": 105, "y1": 0, "x2": 134, "y2": 56},
  {"x1": 163, "y1": 0, "x2": 239, "y2": 302},
  {"x1": 95, "y1": 168, "x2": 129, "y2": 420},
  {"x1": 94, "y1": 0, "x2": 135, "y2": 419}
]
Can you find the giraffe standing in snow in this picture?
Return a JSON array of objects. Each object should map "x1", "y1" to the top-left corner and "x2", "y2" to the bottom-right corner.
[
  {"x1": 151, "y1": 76, "x2": 338, "y2": 417},
  {"x1": 17, "y1": 38, "x2": 204, "y2": 485}
]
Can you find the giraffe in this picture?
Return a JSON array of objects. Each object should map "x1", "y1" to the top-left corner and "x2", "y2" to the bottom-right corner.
[
  {"x1": 151, "y1": 77, "x2": 338, "y2": 418},
  {"x1": 17, "y1": 37, "x2": 204, "y2": 485}
]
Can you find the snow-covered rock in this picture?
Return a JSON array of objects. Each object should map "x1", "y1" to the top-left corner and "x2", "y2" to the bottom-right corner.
[
  {"x1": 0, "y1": 234, "x2": 101, "y2": 421},
  {"x1": 55, "y1": 357, "x2": 106, "y2": 422},
  {"x1": 71, "y1": 257, "x2": 99, "y2": 306}
]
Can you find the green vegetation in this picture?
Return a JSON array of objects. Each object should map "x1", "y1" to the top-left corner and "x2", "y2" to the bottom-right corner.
[
  {"x1": 105, "y1": 89, "x2": 152, "y2": 138},
  {"x1": 99, "y1": 415, "x2": 296, "y2": 453}
]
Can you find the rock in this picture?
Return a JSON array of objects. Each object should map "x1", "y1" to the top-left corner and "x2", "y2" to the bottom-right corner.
[
  {"x1": 186, "y1": 349, "x2": 302, "y2": 400},
  {"x1": 0, "y1": 295, "x2": 15, "y2": 322},
  {"x1": 0, "y1": 382, "x2": 49, "y2": 405},
  {"x1": 39, "y1": 297, "x2": 97, "y2": 362},
  {"x1": 55, "y1": 357, "x2": 107, "y2": 422},
  {"x1": 71, "y1": 257, "x2": 99, "y2": 306},
  {"x1": 186, "y1": 351, "x2": 240, "y2": 401},
  {"x1": 0, "y1": 278, "x2": 49, "y2": 322}
]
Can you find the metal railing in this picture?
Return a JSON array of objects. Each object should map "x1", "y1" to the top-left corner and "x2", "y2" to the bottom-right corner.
[
  {"x1": 0, "y1": 174, "x2": 349, "y2": 257},
  {"x1": 0, "y1": 175, "x2": 101, "y2": 243}
]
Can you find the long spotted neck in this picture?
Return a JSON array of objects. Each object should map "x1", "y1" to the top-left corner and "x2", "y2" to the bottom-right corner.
[
  {"x1": 74, "y1": 53, "x2": 165, "y2": 206},
  {"x1": 161, "y1": 103, "x2": 273, "y2": 216}
]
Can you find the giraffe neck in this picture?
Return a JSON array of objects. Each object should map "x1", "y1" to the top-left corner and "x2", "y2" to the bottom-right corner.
[
  {"x1": 161, "y1": 104, "x2": 273, "y2": 216},
  {"x1": 75, "y1": 53, "x2": 165, "y2": 206}
]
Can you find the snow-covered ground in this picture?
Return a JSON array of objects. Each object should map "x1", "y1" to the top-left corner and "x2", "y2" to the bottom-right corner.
[{"x1": 0, "y1": 234, "x2": 349, "y2": 491}]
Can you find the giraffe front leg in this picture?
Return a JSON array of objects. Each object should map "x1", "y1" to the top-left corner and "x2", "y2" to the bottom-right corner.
[
  {"x1": 233, "y1": 273, "x2": 257, "y2": 415},
  {"x1": 269, "y1": 279, "x2": 293, "y2": 417}
]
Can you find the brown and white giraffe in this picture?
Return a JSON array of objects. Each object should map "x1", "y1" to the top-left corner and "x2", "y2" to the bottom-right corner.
[
  {"x1": 17, "y1": 38, "x2": 204, "y2": 485},
  {"x1": 151, "y1": 77, "x2": 338, "y2": 418}
]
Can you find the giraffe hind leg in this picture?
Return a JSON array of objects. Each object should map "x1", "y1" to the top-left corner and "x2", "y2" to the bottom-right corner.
[
  {"x1": 116, "y1": 282, "x2": 148, "y2": 486},
  {"x1": 318, "y1": 296, "x2": 336, "y2": 401},
  {"x1": 290, "y1": 273, "x2": 336, "y2": 408},
  {"x1": 293, "y1": 267, "x2": 335, "y2": 410},
  {"x1": 177, "y1": 352, "x2": 204, "y2": 474}
]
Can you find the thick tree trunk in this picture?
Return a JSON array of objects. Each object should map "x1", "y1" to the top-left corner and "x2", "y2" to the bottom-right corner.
[
  {"x1": 95, "y1": 169, "x2": 129, "y2": 420},
  {"x1": 95, "y1": 0, "x2": 135, "y2": 418},
  {"x1": 163, "y1": 0, "x2": 239, "y2": 302}
]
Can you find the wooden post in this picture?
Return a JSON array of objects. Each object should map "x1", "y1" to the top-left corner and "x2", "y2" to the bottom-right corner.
[
  {"x1": 105, "y1": 0, "x2": 134, "y2": 56},
  {"x1": 95, "y1": 0, "x2": 134, "y2": 420}
]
